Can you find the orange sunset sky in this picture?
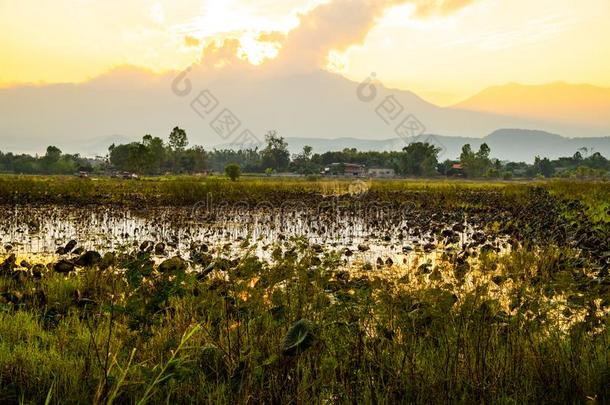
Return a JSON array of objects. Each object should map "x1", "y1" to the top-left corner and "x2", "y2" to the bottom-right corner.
[{"x1": 1, "y1": 0, "x2": 610, "y2": 106}]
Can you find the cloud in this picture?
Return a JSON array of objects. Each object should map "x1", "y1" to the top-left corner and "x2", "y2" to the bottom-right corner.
[
  {"x1": 196, "y1": 0, "x2": 477, "y2": 73},
  {"x1": 269, "y1": 0, "x2": 391, "y2": 70},
  {"x1": 200, "y1": 38, "x2": 245, "y2": 68},
  {"x1": 184, "y1": 35, "x2": 201, "y2": 48},
  {"x1": 413, "y1": 0, "x2": 476, "y2": 17}
]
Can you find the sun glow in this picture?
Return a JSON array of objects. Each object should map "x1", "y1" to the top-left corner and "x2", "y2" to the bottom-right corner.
[
  {"x1": 237, "y1": 35, "x2": 282, "y2": 66},
  {"x1": 1, "y1": 0, "x2": 610, "y2": 105}
]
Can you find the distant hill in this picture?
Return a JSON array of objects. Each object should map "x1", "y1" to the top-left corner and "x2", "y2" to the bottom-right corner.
[
  {"x1": 1, "y1": 67, "x2": 608, "y2": 158},
  {"x1": 468, "y1": 129, "x2": 610, "y2": 162},
  {"x1": 220, "y1": 137, "x2": 406, "y2": 154},
  {"x1": 266, "y1": 130, "x2": 610, "y2": 163},
  {"x1": 453, "y1": 82, "x2": 610, "y2": 132}
]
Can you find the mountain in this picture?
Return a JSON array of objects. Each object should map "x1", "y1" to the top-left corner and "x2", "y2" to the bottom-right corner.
[
  {"x1": 267, "y1": 130, "x2": 610, "y2": 163},
  {"x1": 1, "y1": 67, "x2": 608, "y2": 157},
  {"x1": 461, "y1": 129, "x2": 610, "y2": 162},
  {"x1": 453, "y1": 83, "x2": 610, "y2": 132},
  {"x1": 215, "y1": 137, "x2": 406, "y2": 154}
]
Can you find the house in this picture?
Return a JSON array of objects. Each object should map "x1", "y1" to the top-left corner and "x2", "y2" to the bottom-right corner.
[
  {"x1": 344, "y1": 163, "x2": 366, "y2": 177},
  {"x1": 323, "y1": 163, "x2": 366, "y2": 177},
  {"x1": 368, "y1": 168, "x2": 395, "y2": 178},
  {"x1": 446, "y1": 162, "x2": 465, "y2": 177}
]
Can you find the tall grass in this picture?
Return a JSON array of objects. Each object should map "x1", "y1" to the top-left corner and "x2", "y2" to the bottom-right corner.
[{"x1": 0, "y1": 245, "x2": 608, "y2": 403}]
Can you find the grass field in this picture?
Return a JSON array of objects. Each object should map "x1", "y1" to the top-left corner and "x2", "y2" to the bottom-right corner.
[{"x1": 0, "y1": 176, "x2": 608, "y2": 403}]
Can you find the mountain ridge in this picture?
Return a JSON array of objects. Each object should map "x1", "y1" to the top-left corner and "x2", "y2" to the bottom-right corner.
[
  {"x1": 216, "y1": 129, "x2": 610, "y2": 163},
  {"x1": 453, "y1": 82, "x2": 610, "y2": 130}
]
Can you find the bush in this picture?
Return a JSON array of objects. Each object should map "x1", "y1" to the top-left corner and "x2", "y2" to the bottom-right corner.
[{"x1": 224, "y1": 164, "x2": 241, "y2": 181}]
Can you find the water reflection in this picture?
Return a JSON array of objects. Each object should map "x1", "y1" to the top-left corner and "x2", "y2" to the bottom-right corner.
[{"x1": 0, "y1": 205, "x2": 508, "y2": 267}]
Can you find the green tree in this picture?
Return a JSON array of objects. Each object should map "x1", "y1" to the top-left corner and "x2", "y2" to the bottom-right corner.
[
  {"x1": 585, "y1": 152, "x2": 609, "y2": 170},
  {"x1": 477, "y1": 143, "x2": 491, "y2": 161},
  {"x1": 141, "y1": 135, "x2": 166, "y2": 174},
  {"x1": 169, "y1": 127, "x2": 188, "y2": 151},
  {"x1": 168, "y1": 127, "x2": 189, "y2": 172},
  {"x1": 225, "y1": 163, "x2": 241, "y2": 181},
  {"x1": 534, "y1": 156, "x2": 554, "y2": 178},
  {"x1": 45, "y1": 146, "x2": 62, "y2": 162},
  {"x1": 292, "y1": 145, "x2": 318, "y2": 174},
  {"x1": 262, "y1": 131, "x2": 290, "y2": 172},
  {"x1": 182, "y1": 146, "x2": 207, "y2": 173},
  {"x1": 109, "y1": 142, "x2": 149, "y2": 173},
  {"x1": 302, "y1": 145, "x2": 313, "y2": 159},
  {"x1": 400, "y1": 142, "x2": 440, "y2": 176},
  {"x1": 41, "y1": 146, "x2": 63, "y2": 173},
  {"x1": 460, "y1": 143, "x2": 492, "y2": 177}
]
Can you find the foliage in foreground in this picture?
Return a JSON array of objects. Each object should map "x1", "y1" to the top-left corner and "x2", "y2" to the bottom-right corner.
[
  {"x1": 0, "y1": 240, "x2": 608, "y2": 404},
  {"x1": 0, "y1": 178, "x2": 608, "y2": 403}
]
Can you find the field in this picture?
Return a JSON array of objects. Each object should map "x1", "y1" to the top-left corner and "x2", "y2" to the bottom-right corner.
[{"x1": 0, "y1": 175, "x2": 608, "y2": 404}]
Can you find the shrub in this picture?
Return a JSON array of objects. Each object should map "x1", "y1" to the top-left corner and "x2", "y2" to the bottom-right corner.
[{"x1": 224, "y1": 164, "x2": 241, "y2": 181}]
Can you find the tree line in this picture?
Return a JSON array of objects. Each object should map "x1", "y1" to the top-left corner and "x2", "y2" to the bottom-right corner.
[
  {"x1": 0, "y1": 146, "x2": 93, "y2": 174},
  {"x1": 1, "y1": 127, "x2": 609, "y2": 179}
]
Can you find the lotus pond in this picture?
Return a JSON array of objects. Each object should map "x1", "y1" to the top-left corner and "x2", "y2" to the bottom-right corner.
[{"x1": 0, "y1": 176, "x2": 608, "y2": 404}]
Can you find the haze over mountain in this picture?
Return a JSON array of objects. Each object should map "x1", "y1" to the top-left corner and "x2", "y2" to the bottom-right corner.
[
  {"x1": 454, "y1": 82, "x2": 610, "y2": 131},
  {"x1": 1, "y1": 66, "x2": 608, "y2": 160},
  {"x1": 278, "y1": 129, "x2": 610, "y2": 163}
]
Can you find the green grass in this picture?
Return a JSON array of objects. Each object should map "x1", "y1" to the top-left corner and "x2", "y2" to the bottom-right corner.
[
  {"x1": 0, "y1": 245, "x2": 608, "y2": 404},
  {"x1": 0, "y1": 174, "x2": 607, "y2": 209}
]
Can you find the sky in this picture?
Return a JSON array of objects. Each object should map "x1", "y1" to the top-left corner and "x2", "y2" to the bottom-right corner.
[{"x1": 1, "y1": 0, "x2": 610, "y2": 105}]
